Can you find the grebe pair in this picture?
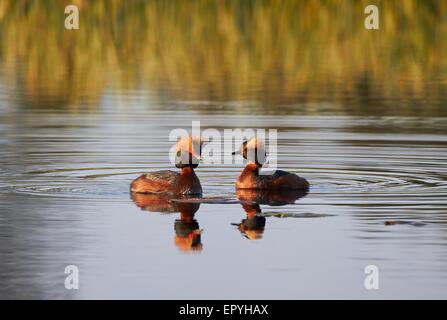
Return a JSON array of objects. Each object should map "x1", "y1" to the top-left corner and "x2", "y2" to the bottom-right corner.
[{"x1": 130, "y1": 136, "x2": 309, "y2": 195}]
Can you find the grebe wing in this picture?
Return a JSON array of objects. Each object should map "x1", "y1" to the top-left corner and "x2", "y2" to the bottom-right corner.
[
  {"x1": 144, "y1": 170, "x2": 179, "y2": 183},
  {"x1": 268, "y1": 170, "x2": 309, "y2": 190},
  {"x1": 271, "y1": 170, "x2": 289, "y2": 178},
  {"x1": 131, "y1": 170, "x2": 179, "y2": 194}
]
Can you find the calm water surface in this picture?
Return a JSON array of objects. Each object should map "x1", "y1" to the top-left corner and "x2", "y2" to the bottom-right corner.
[
  {"x1": 1, "y1": 0, "x2": 447, "y2": 299},
  {"x1": 1, "y1": 90, "x2": 447, "y2": 299}
]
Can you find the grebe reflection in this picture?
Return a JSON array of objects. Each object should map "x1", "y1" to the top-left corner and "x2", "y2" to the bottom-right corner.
[
  {"x1": 233, "y1": 189, "x2": 308, "y2": 240},
  {"x1": 131, "y1": 193, "x2": 203, "y2": 252}
]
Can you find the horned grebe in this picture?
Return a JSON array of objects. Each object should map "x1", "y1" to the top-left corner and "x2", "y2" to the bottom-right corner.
[
  {"x1": 131, "y1": 135, "x2": 203, "y2": 195},
  {"x1": 233, "y1": 138, "x2": 309, "y2": 190}
]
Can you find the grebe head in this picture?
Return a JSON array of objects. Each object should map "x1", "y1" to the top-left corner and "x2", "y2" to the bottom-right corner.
[
  {"x1": 175, "y1": 135, "x2": 204, "y2": 169},
  {"x1": 232, "y1": 137, "x2": 266, "y2": 167}
]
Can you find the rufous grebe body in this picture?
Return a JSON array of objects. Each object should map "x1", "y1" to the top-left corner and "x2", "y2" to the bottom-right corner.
[
  {"x1": 233, "y1": 138, "x2": 309, "y2": 190},
  {"x1": 130, "y1": 136, "x2": 203, "y2": 195}
]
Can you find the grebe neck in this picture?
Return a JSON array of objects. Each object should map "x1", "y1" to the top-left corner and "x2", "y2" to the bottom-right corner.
[
  {"x1": 244, "y1": 162, "x2": 261, "y2": 175},
  {"x1": 180, "y1": 166, "x2": 196, "y2": 175}
]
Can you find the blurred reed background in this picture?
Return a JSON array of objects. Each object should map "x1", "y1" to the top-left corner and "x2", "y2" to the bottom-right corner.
[{"x1": 0, "y1": 0, "x2": 445, "y2": 115}]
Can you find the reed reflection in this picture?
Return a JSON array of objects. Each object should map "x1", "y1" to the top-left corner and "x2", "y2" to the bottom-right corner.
[
  {"x1": 0, "y1": 0, "x2": 445, "y2": 115},
  {"x1": 233, "y1": 189, "x2": 308, "y2": 240},
  {"x1": 131, "y1": 193, "x2": 203, "y2": 252}
]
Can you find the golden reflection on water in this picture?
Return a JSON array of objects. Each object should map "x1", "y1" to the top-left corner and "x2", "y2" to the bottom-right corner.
[{"x1": 0, "y1": 0, "x2": 446, "y2": 114}]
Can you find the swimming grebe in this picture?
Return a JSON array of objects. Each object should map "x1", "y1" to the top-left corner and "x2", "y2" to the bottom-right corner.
[
  {"x1": 232, "y1": 138, "x2": 309, "y2": 190},
  {"x1": 130, "y1": 135, "x2": 203, "y2": 195}
]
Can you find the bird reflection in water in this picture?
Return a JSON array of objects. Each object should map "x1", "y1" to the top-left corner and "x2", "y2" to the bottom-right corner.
[
  {"x1": 131, "y1": 193, "x2": 203, "y2": 252},
  {"x1": 233, "y1": 189, "x2": 308, "y2": 240}
]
